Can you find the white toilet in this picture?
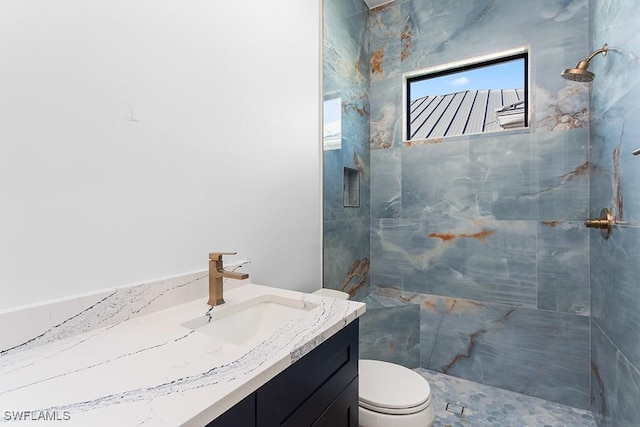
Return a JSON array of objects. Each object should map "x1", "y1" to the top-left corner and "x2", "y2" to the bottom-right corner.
[
  {"x1": 359, "y1": 359, "x2": 434, "y2": 427},
  {"x1": 313, "y1": 289, "x2": 435, "y2": 427}
]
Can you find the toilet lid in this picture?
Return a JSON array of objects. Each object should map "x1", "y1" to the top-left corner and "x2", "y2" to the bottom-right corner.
[{"x1": 359, "y1": 359, "x2": 431, "y2": 415}]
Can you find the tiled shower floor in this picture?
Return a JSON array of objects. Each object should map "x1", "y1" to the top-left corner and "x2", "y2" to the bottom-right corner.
[{"x1": 415, "y1": 368, "x2": 597, "y2": 427}]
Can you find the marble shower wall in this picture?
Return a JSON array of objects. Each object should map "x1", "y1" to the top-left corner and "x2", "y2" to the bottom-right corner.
[
  {"x1": 368, "y1": 0, "x2": 591, "y2": 410},
  {"x1": 589, "y1": 1, "x2": 640, "y2": 425},
  {"x1": 323, "y1": 0, "x2": 371, "y2": 297}
]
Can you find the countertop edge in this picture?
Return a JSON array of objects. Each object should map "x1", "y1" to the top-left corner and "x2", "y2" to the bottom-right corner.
[{"x1": 183, "y1": 285, "x2": 366, "y2": 426}]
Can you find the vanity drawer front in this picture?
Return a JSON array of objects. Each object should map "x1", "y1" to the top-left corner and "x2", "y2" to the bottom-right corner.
[{"x1": 256, "y1": 319, "x2": 359, "y2": 427}]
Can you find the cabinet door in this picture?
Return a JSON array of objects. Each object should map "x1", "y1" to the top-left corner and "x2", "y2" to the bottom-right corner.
[
  {"x1": 310, "y1": 377, "x2": 358, "y2": 427},
  {"x1": 206, "y1": 393, "x2": 255, "y2": 427},
  {"x1": 256, "y1": 319, "x2": 359, "y2": 427}
]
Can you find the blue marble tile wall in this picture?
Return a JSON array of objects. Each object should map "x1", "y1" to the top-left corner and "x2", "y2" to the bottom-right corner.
[
  {"x1": 589, "y1": 1, "x2": 640, "y2": 425},
  {"x1": 323, "y1": 0, "x2": 371, "y2": 297},
  {"x1": 368, "y1": 0, "x2": 592, "y2": 410}
]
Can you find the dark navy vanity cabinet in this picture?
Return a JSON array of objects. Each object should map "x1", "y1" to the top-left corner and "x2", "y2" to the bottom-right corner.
[{"x1": 207, "y1": 318, "x2": 359, "y2": 427}]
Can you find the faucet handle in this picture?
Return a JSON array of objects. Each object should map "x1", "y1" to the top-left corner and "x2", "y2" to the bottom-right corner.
[{"x1": 209, "y1": 252, "x2": 237, "y2": 260}]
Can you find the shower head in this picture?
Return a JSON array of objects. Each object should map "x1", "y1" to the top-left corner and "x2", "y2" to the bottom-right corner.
[
  {"x1": 561, "y1": 62, "x2": 596, "y2": 82},
  {"x1": 561, "y1": 44, "x2": 608, "y2": 82}
]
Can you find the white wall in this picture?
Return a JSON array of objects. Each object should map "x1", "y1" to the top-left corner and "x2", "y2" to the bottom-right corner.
[{"x1": 0, "y1": 0, "x2": 322, "y2": 309}]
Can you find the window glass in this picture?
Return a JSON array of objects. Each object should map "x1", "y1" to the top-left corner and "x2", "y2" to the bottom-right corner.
[
  {"x1": 406, "y1": 52, "x2": 527, "y2": 141},
  {"x1": 323, "y1": 97, "x2": 342, "y2": 150}
]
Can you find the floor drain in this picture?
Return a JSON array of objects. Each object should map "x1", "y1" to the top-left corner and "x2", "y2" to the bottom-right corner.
[{"x1": 445, "y1": 402, "x2": 465, "y2": 415}]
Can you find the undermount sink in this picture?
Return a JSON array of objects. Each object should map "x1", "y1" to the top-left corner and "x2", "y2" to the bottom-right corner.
[{"x1": 182, "y1": 294, "x2": 318, "y2": 346}]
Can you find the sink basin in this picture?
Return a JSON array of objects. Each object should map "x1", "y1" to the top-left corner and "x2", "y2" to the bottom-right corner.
[{"x1": 182, "y1": 294, "x2": 318, "y2": 346}]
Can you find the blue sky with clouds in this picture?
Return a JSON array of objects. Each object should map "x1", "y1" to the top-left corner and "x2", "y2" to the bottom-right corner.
[{"x1": 410, "y1": 58, "x2": 525, "y2": 100}]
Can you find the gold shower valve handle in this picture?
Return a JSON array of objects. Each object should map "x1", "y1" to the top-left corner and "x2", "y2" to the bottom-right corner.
[
  {"x1": 584, "y1": 209, "x2": 612, "y2": 228},
  {"x1": 584, "y1": 218, "x2": 609, "y2": 227},
  {"x1": 584, "y1": 208, "x2": 614, "y2": 239}
]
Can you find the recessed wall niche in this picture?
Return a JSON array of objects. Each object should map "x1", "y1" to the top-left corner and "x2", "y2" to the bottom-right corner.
[{"x1": 343, "y1": 167, "x2": 360, "y2": 208}]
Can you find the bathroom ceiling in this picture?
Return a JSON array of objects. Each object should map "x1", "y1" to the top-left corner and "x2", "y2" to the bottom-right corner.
[{"x1": 364, "y1": 0, "x2": 393, "y2": 9}]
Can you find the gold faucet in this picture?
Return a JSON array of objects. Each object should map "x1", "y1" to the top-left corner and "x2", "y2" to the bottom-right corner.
[{"x1": 208, "y1": 252, "x2": 249, "y2": 306}]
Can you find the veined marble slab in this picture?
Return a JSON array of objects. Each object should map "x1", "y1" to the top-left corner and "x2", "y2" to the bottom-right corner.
[
  {"x1": 0, "y1": 269, "x2": 216, "y2": 356},
  {"x1": 0, "y1": 284, "x2": 365, "y2": 426},
  {"x1": 0, "y1": 262, "x2": 256, "y2": 357},
  {"x1": 363, "y1": 286, "x2": 590, "y2": 410}
]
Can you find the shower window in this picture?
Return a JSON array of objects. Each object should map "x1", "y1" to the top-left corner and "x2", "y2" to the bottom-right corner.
[
  {"x1": 323, "y1": 96, "x2": 342, "y2": 151},
  {"x1": 404, "y1": 47, "x2": 528, "y2": 142}
]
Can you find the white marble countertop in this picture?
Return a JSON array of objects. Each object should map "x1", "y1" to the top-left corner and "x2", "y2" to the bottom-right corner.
[{"x1": 0, "y1": 283, "x2": 365, "y2": 426}]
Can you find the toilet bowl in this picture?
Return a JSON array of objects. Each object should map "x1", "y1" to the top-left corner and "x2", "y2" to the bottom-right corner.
[
  {"x1": 312, "y1": 289, "x2": 435, "y2": 427},
  {"x1": 359, "y1": 359, "x2": 434, "y2": 427}
]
